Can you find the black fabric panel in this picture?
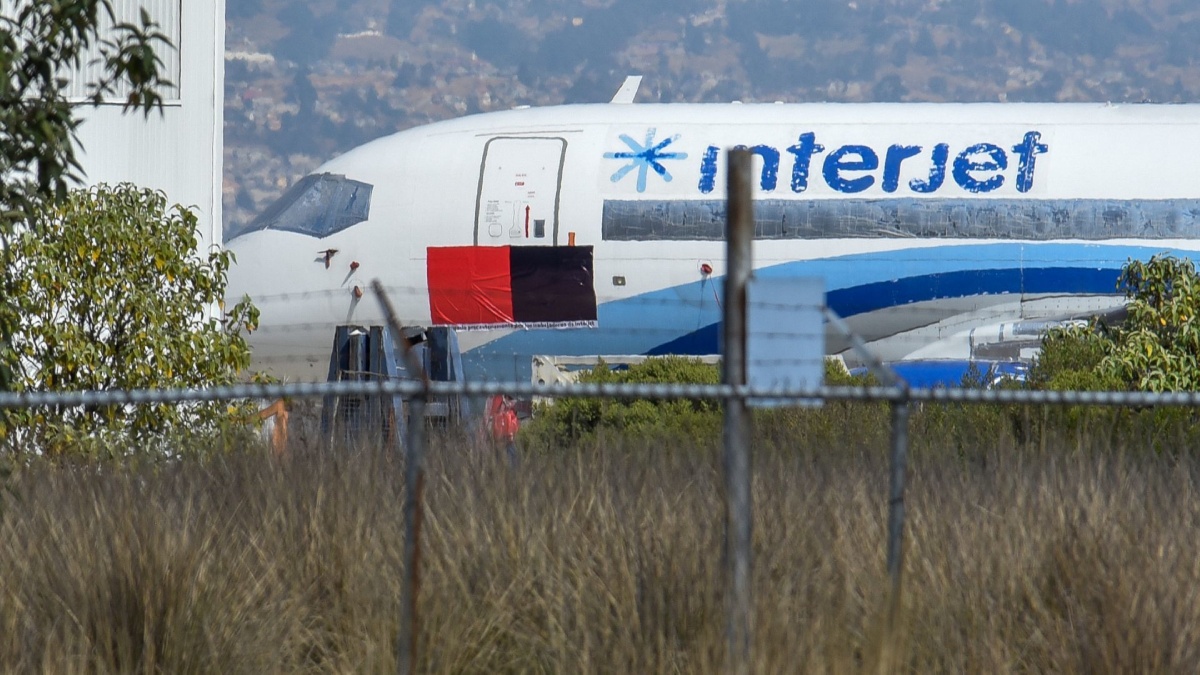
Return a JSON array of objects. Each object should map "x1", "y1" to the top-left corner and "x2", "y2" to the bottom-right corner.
[{"x1": 509, "y1": 246, "x2": 598, "y2": 324}]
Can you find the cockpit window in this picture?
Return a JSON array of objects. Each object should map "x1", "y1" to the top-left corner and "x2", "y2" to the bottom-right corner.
[{"x1": 230, "y1": 173, "x2": 374, "y2": 239}]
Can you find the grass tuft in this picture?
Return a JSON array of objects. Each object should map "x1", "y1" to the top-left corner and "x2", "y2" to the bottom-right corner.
[{"x1": 3, "y1": 427, "x2": 1200, "y2": 672}]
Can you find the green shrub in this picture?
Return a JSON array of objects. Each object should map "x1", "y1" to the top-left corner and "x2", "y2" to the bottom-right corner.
[
  {"x1": 524, "y1": 357, "x2": 886, "y2": 451},
  {"x1": 522, "y1": 357, "x2": 721, "y2": 448}
]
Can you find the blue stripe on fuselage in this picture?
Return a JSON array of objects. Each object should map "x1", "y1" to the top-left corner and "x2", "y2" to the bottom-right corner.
[
  {"x1": 825, "y1": 266, "x2": 1120, "y2": 317},
  {"x1": 462, "y1": 242, "x2": 1180, "y2": 379}
]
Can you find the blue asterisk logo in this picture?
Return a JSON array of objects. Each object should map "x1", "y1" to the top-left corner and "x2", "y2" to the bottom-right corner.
[{"x1": 604, "y1": 128, "x2": 688, "y2": 193}]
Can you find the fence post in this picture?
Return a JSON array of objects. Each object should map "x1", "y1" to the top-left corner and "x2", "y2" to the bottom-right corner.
[
  {"x1": 724, "y1": 148, "x2": 754, "y2": 675},
  {"x1": 886, "y1": 398, "x2": 911, "y2": 606},
  {"x1": 397, "y1": 392, "x2": 426, "y2": 675},
  {"x1": 372, "y1": 281, "x2": 430, "y2": 675}
]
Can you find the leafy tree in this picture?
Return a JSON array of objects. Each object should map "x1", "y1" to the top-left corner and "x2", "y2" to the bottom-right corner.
[
  {"x1": 1029, "y1": 254, "x2": 1200, "y2": 392},
  {"x1": 913, "y1": 27, "x2": 939, "y2": 58},
  {"x1": 0, "y1": 1, "x2": 174, "y2": 392},
  {"x1": 1, "y1": 184, "x2": 262, "y2": 457},
  {"x1": 387, "y1": 0, "x2": 433, "y2": 40},
  {"x1": 288, "y1": 68, "x2": 318, "y2": 121},
  {"x1": 873, "y1": 74, "x2": 909, "y2": 102},
  {"x1": 273, "y1": 4, "x2": 338, "y2": 67},
  {"x1": 1101, "y1": 255, "x2": 1200, "y2": 391},
  {"x1": 461, "y1": 19, "x2": 530, "y2": 69}
]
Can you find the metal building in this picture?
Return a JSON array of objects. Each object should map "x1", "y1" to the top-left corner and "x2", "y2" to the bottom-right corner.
[{"x1": 70, "y1": 1, "x2": 226, "y2": 253}]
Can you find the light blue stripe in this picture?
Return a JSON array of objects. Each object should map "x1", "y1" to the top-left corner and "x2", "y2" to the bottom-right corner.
[{"x1": 464, "y1": 242, "x2": 1198, "y2": 379}]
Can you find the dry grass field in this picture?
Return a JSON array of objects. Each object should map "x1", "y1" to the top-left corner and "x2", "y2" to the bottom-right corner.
[{"x1": 3, "y1": 412, "x2": 1200, "y2": 673}]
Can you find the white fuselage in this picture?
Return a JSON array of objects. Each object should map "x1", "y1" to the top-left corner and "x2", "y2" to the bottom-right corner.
[{"x1": 226, "y1": 102, "x2": 1200, "y2": 381}]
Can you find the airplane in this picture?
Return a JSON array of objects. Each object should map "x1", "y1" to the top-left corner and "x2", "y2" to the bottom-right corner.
[{"x1": 225, "y1": 78, "x2": 1200, "y2": 385}]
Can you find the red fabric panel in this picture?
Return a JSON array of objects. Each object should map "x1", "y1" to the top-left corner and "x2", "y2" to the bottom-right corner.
[{"x1": 427, "y1": 246, "x2": 514, "y2": 325}]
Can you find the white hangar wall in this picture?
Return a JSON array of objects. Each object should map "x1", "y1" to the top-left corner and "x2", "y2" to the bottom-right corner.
[{"x1": 70, "y1": 0, "x2": 226, "y2": 254}]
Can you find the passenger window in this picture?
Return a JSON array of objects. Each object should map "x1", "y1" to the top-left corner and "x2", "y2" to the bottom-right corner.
[{"x1": 229, "y1": 173, "x2": 373, "y2": 239}]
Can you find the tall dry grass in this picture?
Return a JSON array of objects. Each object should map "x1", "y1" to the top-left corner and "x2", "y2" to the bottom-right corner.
[{"x1": 2, "y1": 422, "x2": 1200, "y2": 673}]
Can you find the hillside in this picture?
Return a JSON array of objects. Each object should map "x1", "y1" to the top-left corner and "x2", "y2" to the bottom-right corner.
[{"x1": 223, "y1": 0, "x2": 1200, "y2": 232}]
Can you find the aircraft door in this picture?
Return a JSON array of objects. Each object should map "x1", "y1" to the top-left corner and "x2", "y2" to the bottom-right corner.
[{"x1": 474, "y1": 137, "x2": 566, "y2": 246}]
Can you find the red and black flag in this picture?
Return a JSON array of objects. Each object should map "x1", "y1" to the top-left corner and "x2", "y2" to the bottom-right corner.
[{"x1": 427, "y1": 245, "x2": 598, "y2": 329}]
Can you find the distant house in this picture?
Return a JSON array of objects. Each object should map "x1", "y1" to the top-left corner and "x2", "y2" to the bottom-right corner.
[{"x1": 69, "y1": 0, "x2": 226, "y2": 253}]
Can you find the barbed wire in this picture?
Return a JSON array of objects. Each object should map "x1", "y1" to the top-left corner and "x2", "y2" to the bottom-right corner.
[
  {"x1": 247, "y1": 322, "x2": 829, "y2": 340},
  {"x1": 245, "y1": 282, "x2": 1125, "y2": 308},
  {"x1": 244, "y1": 341, "x2": 1027, "y2": 367},
  {"x1": 245, "y1": 307, "x2": 1050, "y2": 337},
  {"x1": 3, "y1": 379, "x2": 1200, "y2": 410}
]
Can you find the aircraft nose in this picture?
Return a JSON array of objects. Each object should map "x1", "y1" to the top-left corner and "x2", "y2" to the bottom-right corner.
[{"x1": 223, "y1": 229, "x2": 334, "y2": 379}]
